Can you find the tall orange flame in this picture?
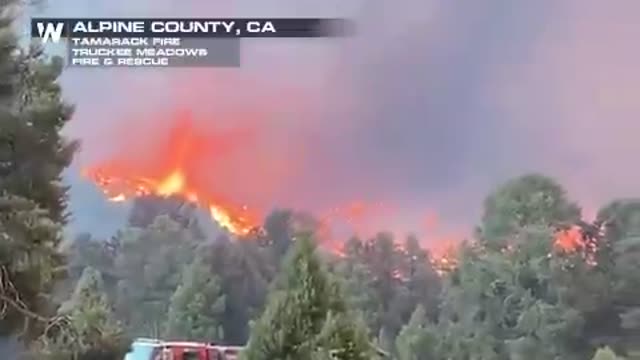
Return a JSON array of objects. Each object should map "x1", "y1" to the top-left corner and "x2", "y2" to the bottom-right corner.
[
  {"x1": 82, "y1": 115, "x2": 262, "y2": 236},
  {"x1": 84, "y1": 166, "x2": 260, "y2": 236}
]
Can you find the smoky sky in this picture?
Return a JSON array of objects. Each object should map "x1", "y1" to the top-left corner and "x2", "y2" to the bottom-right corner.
[{"x1": 28, "y1": 0, "x2": 640, "y2": 240}]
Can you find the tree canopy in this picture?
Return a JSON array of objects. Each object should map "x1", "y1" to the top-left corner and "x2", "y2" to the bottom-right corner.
[
  {"x1": 242, "y1": 234, "x2": 378, "y2": 360},
  {"x1": 0, "y1": 0, "x2": 77, "y2": 340}
]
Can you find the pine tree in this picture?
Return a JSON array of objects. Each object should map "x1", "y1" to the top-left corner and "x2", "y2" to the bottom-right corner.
[
  {"x1": 0, "y1": 0, "x2": 78, "y2": 339},
  {"x1": 314, "y1": 312, "x2": 376, "y2": 360},
  {"x1": 164, "y1": 258, "x2": 226, "y2": 342},
  {"x1": 197, "y1": 237, "x2": 275, "y2": 344},
  {"x1": 28, "y1": 267, "x2": 128, "y2": 360},
  {"x1": 595, "y1": 200, "x2": 640, "y2": 355},
  {"x1": 592, "y1": 346, "x2": 621, "y2": 360},
  {"x1": 113, "y1": 215, "x2": 200, "y2": 337},
  {"x1": 242, "y1": 234, "x2": 378, "y2": 360},
  {"x1": 395, "y1": 305, "x2": 438, "y2": 360},
  {"x1": 478, "y1": 174, "x2": 581, "y2": 248}
]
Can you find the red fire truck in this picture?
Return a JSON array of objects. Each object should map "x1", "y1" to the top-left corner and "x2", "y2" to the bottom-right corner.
[
  {"x1": 124, "y1": 339, "x2": 242, "y2": 360},
  {"x1": 152, "y1": 342, "x2": 240, "y2": 360}
]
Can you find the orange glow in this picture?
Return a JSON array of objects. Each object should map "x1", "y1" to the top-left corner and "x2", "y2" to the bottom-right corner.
[
  {"x1": 554, "y1": 226, "x2": 586, "y2": 252},
  {"x1": 313, "y1": 201, "x2": 464, "y2": 274},
  {"x1": 429, "y1": 239, "x2": 459, "y2": 275},
  {"x1": 553, "y1": 225, "x2": 599, "y2": 266},
  {"x1": 156, "y1": 171, "x2": 185, "y2": 196},
  {"x1": 82, "y1": 115, "x2": 262, "y2": 236}
]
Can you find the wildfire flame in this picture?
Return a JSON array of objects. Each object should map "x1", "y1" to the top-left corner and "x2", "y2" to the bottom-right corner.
[
  {"x1": 554, "y1": 226, "x2": 586, "y2": 252},
  {"x1": 82, "y1": 115, "x2": 262, "y2": 236},
  {"x1": 86, "y1": 113, "x2": 578, "y2": 274},
  {"x1": 553, "y1": 225, "x2": 599, "y2": 266},
  {"x1": 85, "y1": 167, "x2": 260, "y2": 235}
]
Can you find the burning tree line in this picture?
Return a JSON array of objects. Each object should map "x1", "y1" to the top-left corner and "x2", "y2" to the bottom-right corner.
[{"x1": 6, "y1": 169, "x2": 640, "y2": 360}]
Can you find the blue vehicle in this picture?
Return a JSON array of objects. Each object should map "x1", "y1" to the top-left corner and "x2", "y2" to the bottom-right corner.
[{"x1": 123, "y1": 338, "x2": 163, "y2": 360}]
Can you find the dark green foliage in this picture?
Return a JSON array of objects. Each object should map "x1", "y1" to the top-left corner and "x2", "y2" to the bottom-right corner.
[
  {"x1": 263, "y1": 209, "x2": 294, "y2": 260},
  {"x1": 0, "y1": 0, "x2": 77, "y2": 340},
  {"x1": 429, "y1": 177, "x2": 593, "y2": 359},
  {"x1": 112, "y1": 215, "x2": 201, "y2": 337},
  {"x1": 62, "y1": 207, "x2": 279, "y2": 345},
  {"x1": 27, "y1": 267, "x2": 129, "y2": 360},
  {"x1": 242, "y1": 234, "x2": 377, "y2": 360},
  {"x1": 29, "y1": 167, "x2": 640, "y2": 359},
  {"x1": 395, "y1": 305, "x2": 438, "y2": 360},
  {"x1": 478, "y1": 174, "x2": 581, "y2": 247},
  {"x1": 165, "y1": 258, "x2": 225, "y2": 342},
  {"x1": 127, "y1": 196, "x2": 206, "y2": 239},
  {"x1": 335, "y1": 233, "x2": 441, "y2": 347},
  {"x1": 592, "y1": 200, "x2": 640, "y2": 355},
  {"x1": 434, "y1": 229, "x2": 589, "y2": 359},
  {"x1": 197, "y1": 236, "x2": 276, "y2": 344},
  {"x1": 314, "y1": 312, "x2": 376, "y2": 360}
]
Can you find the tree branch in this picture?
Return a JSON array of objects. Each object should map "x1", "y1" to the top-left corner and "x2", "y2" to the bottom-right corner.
[
  {"x1": 0, "y1": 265, "x2": 53, "y2": 324},
  {"x1": 0, "y1": 292, "x2": 49, "y2": 322}
]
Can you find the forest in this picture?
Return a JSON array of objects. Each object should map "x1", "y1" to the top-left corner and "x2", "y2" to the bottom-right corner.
[
  {"x1": 37, "y1": 177, "x2": 638, "y2": 360},
  {"x1": 1, "y1": 0, "x2": 640, "y2": 359}
]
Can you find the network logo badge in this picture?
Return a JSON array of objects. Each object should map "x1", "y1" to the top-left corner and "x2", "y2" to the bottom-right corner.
[{"x1": 35, "y1": 21, "x2": 65, "y2": 44}]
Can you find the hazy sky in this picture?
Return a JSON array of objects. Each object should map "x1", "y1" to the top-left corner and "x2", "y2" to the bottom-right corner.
[{"x1": 27, "y1": 1, "x2": 640, "y2": 242}]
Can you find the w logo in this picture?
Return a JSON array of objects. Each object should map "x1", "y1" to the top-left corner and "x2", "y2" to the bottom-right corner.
[{"x1": 36, "y1": 22, "x2": 65, "y2": 43}]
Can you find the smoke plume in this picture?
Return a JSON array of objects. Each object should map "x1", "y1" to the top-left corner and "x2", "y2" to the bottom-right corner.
[{"x1": 32, "y1": 0, "x2": 640, "y2": 243}]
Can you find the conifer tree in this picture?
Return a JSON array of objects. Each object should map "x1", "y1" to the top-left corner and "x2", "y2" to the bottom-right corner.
[
  {"x1": 164, "y1": 258, "x2": 226, "y2": 342},
  {"x1": 242, "y1": 234, "x2": 378, "y2": 360},
  {"x1": 0, "y1": 0, "x2": 77, "y2": 339},
  {"x1": 395, "y1": 305, "x2": 438, "y2": 360},
  {"x1": 592, "y1": 346, "x2": 621, "y2": 360},
  {"x1": 28, "y1": 267, "x2": 128, "y2": 360}
]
